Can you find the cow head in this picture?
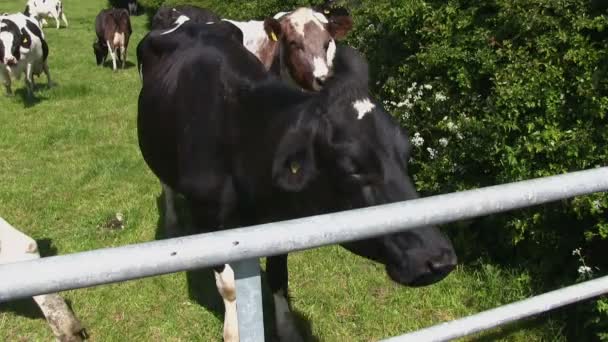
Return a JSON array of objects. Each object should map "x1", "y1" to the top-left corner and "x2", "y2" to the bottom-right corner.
[
  {"x1": 274, "y1": 7, "x2": 352, "y2": 91},
  {"x1": 93, "y1": 40, "x2": 107, "y2": 65},
  {"x1": 0, "y1": 19, "x2": 30, "y2": 66},
  {"x1": 270, "y1": 46, "x2": 457, "y2": 287}
]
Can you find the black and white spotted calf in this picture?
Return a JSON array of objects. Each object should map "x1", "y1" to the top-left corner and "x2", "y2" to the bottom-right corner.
[
  {"x1": 24, "y1": 0, "x2": 68, "y2": 29},
  {"x1": 138, "y1": 21, "x2": 457, "y2": 342},
  {"x1": 93, "y1": 8, "x2": 132, "y2": 71},
  {"x1": 0, "y1": 13, "x2": 51, "y2": 97}
]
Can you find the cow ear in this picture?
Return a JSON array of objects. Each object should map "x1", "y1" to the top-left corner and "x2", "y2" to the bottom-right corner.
[
  {"x1": 20, "y1": 28, "x2": 31, "y2": 48},
  {"x1": 272, "y1": 128, "x2": 318, "y2": 192},
  {"x1": 325, "y1": 8, "x2": 353, "y2": 39},
  {"x1": 263, "y1": 18, "x2": 282, "y2": 43}
]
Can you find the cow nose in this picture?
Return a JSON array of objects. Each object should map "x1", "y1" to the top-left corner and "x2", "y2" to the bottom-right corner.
[{"x1": 427, "y1": 248, "x2": 457, "y2": 275}]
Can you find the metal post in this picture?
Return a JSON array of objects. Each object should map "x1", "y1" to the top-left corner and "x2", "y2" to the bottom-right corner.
[
  {"x1": 382, "y1": 275, "x2": 608, "y2": 342},
  {"x1": 233, "y1": 258, "x2": 265, "y2": 342}
]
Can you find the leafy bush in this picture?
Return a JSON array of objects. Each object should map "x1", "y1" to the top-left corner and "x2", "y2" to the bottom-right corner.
[
  {"x1": 131, "y1": 0, "x2": 608, "y2": 337},
  {"x1": 347, "y1": 0, "x2": 608, "y2": 338}
]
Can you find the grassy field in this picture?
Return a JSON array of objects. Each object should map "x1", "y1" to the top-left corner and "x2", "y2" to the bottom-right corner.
[{"x1": 0, "y1": 1, "x2": 568, "y2": 341}]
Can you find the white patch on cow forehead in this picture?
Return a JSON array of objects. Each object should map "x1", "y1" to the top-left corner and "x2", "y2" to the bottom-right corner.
[
  {"x1": 161, "y1": 15, "x2": 190, "y2": 35},
  {"x1": 353, "y1": 98, "x2": 376, "y2": 120},
  {"x1": 326, "y1": 40, "x2": 336, "y2": 68},
  {"x1": 286, "y1": 8, "x2": 325, "y2": 37}
]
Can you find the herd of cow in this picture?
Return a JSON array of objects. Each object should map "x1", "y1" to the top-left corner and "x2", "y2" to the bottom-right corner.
[{"x1": 3, "y1": 1, "x2": 459, "y2": 341}]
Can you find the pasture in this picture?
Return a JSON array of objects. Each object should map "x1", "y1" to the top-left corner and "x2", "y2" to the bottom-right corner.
[{"x1": 0, "y1": 0, "x2": 566, "y2": 340}]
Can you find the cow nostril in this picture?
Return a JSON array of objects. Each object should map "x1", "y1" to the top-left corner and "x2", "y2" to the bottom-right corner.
[{"x1": 428, "y1": 249, "x2": 457, "y2": 275}]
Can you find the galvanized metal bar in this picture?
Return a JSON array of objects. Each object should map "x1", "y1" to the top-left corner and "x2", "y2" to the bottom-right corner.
[
  {"x1": 0, "y1": 167, "x2": 607, "y2": 301},
  {"x1": 233, "y1": 259, "x2": 265, "y2": 342},
  {"x1": 382, "y1": 274, "x2": 608, "y2": 342}
]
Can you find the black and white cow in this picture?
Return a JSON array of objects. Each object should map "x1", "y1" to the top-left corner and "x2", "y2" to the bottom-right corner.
[
  {"x1": 137, "y1": 21, "x2": 457, "y2": 342},
  {"x1": 127, "y1": 0, "x2": 138, "y2": 16},
  {"x1": 150, "y1": 5, "x2": 220, "y2": 29},
  {"x1": 0, "y1": 13, "x2": 50, "y2": 97},
  {"x1": 93, "y1": 8, "x2": 132, "y2": 71},
  {"x1": 150, "y1": 5, "x2": 352, "y2": 91},
  {"x1": 24, "y1": 0, "x2": 68, "y2": 29}
]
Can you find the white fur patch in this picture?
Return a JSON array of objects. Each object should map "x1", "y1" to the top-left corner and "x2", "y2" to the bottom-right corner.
[
  {"x1": 161, "y1": 15, "x2": 190, "y2": 35},
  {"x1": 0, "y1": 32, "x2": 15, "y2": 62},
  {"x1": 215, "y1": 265, "x2": 239, "y2": 342},
  {"x1": 326, "y1": 40, "x2": 336, "y2": 68},
  {"x1": 223, "y1": 19, "x2": 267, "y2": 55},
  {"x1": 353, "y1": 98, "x2": 376, "y2": 119},
  {"x1": 285, "y1": 8, "x2": 325, "y2": 38},
  {"x1": 273, "y1": 11, "x2": 290, "y2": 20},
  {"x1": 312, "y1": 56, "x2": 329, "y2": 79},
  {"x1": 313, "y1": 12, "x2": 328, "y2": 24}
]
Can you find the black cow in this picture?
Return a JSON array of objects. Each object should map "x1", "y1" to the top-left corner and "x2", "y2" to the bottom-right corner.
[
  {"x1": 93, "y1": 8, "x2": 132, "y2": 71},
  {"x1": 150, "y1": 5, "x2": 220, "y2": 30},
  {"x1": 137, "y1": 21, "x2": 457, "y2": 342}
]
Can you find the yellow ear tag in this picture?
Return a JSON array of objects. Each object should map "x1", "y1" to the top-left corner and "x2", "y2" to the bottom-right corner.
[
  {"x1": 22, "y1": 38, "x2": 28, "y2": 44},
  {"x1": 290, "y1": 161, "x2": 300, "y2": 174},
  {"x1": 270, "y1": 32, "x2": 278, "y2": 42},
  {"x1": 324, "y1": 10, "x2": 330, "y2": 14}
]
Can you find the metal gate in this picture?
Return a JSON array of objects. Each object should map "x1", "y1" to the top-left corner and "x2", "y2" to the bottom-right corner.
[{"x1": 1, "y1": 167, "x2": 607, "y2": 341}]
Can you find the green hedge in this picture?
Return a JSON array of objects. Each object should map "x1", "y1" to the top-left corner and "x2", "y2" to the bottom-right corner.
[{"x1": 133, "y1": 0, "x2": 608, "y2": 338}]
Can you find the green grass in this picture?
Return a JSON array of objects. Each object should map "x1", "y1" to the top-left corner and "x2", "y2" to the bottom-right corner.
[{"x1": 0, "y1": 1, "x2": 567, "y2": 341}]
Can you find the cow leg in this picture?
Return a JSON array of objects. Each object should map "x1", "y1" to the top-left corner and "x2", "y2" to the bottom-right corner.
[
  {"x1": 160, "y1": 182, "x2": 180, "y2": 237},
  {"x1": 267, "y1": 254, "x2": 303, "y2": 342},
  {"x1": 120, "y1": 46, "x2": 126, "y2": 69},
  {"x1": 214, "y1": 264, "x2": 239, "y2": 342},
  {"x1": 43, "y1": 62, "x2": 52, "y2": 88},
  {"x1": 61, "y1": 12, "x2": 68, "y2": 28},
  {"x1": 55, "y1": 15, "x2": 60, "y2": 29},
  {"x1": 25, "y1": 63, "x2": 35, "y2": 98},
  {"x1": 107, "y1": 41, "x2": 117, "y2": 71},
  {"x1": 3, "y1": 76, "x2": 11, "y2": 96}
]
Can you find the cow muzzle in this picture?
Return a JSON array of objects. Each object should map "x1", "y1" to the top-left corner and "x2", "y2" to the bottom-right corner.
[{"x1": 4, "y1": 57, "x2": 17, "y2": 66}]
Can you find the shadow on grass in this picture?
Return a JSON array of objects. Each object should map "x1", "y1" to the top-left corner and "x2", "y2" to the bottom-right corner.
[
  {"x1": 13, "y1": 84, "x2": 49, "y2": 108},
  {"x1": 100, "y1": 60, "x2": 136, "y2": 71},
  {"x1": 153, "y1": 191, "x2": 318, "y2": 341},
  {"x1": 0, "y1": 238, "x2": 57, "y2": 319}
]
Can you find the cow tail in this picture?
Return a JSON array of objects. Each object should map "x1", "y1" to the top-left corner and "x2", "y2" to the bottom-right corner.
[{"x1": 42, "y1": 39, "x2": 49, "y2": 62}]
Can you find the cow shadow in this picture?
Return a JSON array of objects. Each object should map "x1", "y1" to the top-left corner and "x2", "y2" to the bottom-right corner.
[
  {"x1": 153, "y1": 193, "x2": 318, "y2": 341},
  {"x1": 13, "y1": 85, "x2": 49, "y2": 108},
  {"x1": 100, "y1": 60, "x2": 136, "y2": 71},
  {"x1": 0, "y1": 238, "x2": 58, "y2": 319}
]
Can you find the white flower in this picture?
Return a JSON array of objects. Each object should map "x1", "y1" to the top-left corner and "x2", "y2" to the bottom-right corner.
[
  {"x1": 411, "y1": 132, "x2": 424, "y2": 147},
  {"x1": 578, "y1": 265, "x2": 593, "y2": 275},
  {"x1": 456, "y1": 132, "x2": 464, "y2": 140},
  {"x1": 572, "y1": 248, "x2": 581, "y2": 256},
  {"x1": 423, "y1": 84, "x2": 433, "y2": 90},
  {"x1": 439, "y1": 138, "x2": 449, "y2": 147},
  {"x1": 446, "y1": 121, "x2": 459, "y2": 132},
  {"x1": 427, "y1": 147, "x2": 437, "y2": 159},
  {"x1": 592, "y1": 200, "x2": 601, "y2": 210},
  {"x1": 396, "y1": 99, "x2": 411, "y2": 108},
  {"x1": 435, "y1": 92, "x2": 447, "y2": 102}
]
